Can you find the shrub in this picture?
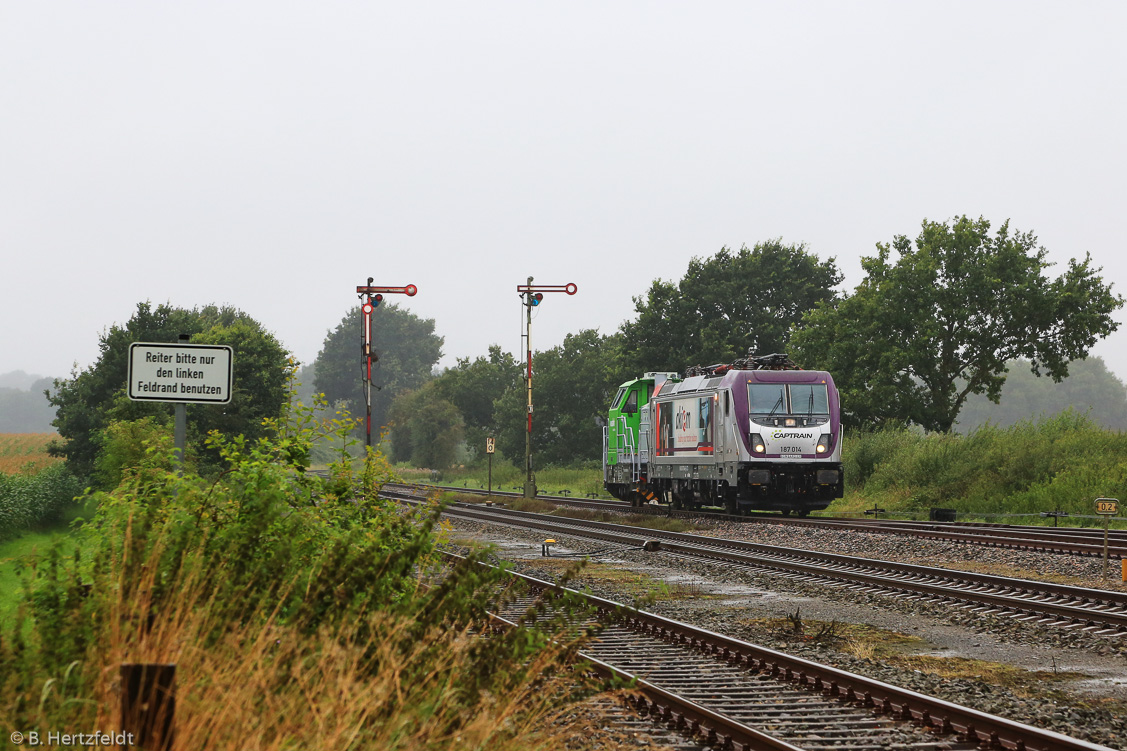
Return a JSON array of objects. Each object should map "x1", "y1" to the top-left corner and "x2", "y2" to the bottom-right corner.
[{"x1": 0, "y1": 394, "x2": 604, "y2": 750}]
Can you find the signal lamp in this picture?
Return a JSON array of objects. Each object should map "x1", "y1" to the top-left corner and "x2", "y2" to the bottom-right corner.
[{"x1": 531, "y1": 292, "x2": 543, "y2": 306}]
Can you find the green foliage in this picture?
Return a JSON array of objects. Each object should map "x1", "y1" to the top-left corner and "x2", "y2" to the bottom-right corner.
[
  {"x1": 1, "y1": 395, "x2": 602, "y2": 747},
  {"x1": 621, "y1": 241, "x2": 842, "y2": 373},
  {"x1": 313, "y1": 303, "x2": 443, "y2": 434},
  {"x1": 91, "y1": 416, "x2": 174, "y2": 490},
  {"x1": 431, "y1": 345, "x2": 523, "y2": 460},
  {"x1": 792, "y1": 216, "x2": 1123, "y2": 432},
  {"x1": 493, "y1": 330, "x2": 630, "y2": 466},
  {"x1": 841, "y1": 412, "x2": 1127, "y2": 517},
  {"x1": 46, "y1": 302, "x2": 290, "y2": 480},
  {"x1": 0, "y1": 464, "x2": 84, "y2": 540},
  {"x1": 388, "y1": 383, "x2": 465, "y2": 468}
]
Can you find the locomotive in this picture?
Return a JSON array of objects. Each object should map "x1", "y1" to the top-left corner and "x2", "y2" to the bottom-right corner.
[{"x1": 603, "y1": 353, "x2": 843, "y2": 516}]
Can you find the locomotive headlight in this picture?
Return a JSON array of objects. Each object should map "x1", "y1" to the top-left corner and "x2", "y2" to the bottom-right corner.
[
  {"x1": 816, "y1": 433, "x2": 831, "y2": 453},
  {"x1": 750, "y1": 433, "x2": 766, "y2": 454}
]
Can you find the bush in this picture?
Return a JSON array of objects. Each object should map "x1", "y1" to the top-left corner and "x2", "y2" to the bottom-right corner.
[
  {"x1": 0, "y1": 395, "x2": 604, "y2": 750},
  {"x1": 837, "y1": 411, "x2": 1127, "y2": 519}
]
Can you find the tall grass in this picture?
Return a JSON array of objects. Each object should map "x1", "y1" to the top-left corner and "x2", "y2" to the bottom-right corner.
[
  {"x1": 440, "y1": 462, "x2": 609, "y2": 498},
  {"x1": 841, "y1": 411, "x2": 1127, "y2": 519},
  {"x1": 0, "y1": 401, "x2": 610, "y2": 750}
]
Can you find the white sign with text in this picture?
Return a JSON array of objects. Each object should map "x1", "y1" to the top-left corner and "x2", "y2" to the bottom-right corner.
[{"x1": 128, "y1": 342, "x2": 233, "y2": 404}]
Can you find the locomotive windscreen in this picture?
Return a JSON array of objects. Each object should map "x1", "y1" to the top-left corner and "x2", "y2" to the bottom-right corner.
[
  {"x1": 748, "y1": 383, "x2": 829, "y2": 415},
  {"x1": 748, "y1": 384, "x2": 786, "y2": 415}
]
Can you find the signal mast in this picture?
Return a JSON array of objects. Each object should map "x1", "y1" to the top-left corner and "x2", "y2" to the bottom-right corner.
[
  {"x1": 355, "y1": 277, "x2": 418, "y2": 449},
  {"x1": 516, "y1": 277, "x2": 577, "y2": 498}
]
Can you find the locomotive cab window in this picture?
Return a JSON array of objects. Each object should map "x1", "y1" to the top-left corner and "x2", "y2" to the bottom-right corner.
[
  {"x1": 623, "y1": 390, "x2": 639, "y2": 414},
  {"x1": 748, "y1": 384, "x2": 787, "y2": 415},
  {"x1": 613, "y1": 388, "x2": 626, "y2": 410},
  {"x1": 790, "y1": 384, "x2": 829, "y2": 415},
  {"x1": 747, "y1": 383, "x2": 829, "y2": 416}
]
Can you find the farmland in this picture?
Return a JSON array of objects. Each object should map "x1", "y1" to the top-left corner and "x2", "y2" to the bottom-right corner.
[
  {"x1": 0, "y1": 430, "x2": 60, "y2": 471},
  {"x1": 0, "y1": 432, "x2": 61, "y2": 475}
]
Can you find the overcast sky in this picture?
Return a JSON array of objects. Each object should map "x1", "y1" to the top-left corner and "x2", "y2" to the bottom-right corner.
[{"x1": 3, "y1": 2, "x2": 1126, "y2": 385}]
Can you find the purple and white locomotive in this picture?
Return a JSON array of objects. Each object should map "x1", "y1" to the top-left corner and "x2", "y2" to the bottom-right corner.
[{"x1": 604, "y1": 353, "x2": 843, "y2": 516}]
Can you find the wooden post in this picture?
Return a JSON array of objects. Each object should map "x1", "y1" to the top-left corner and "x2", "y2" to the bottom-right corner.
[{"x1": 120, "y1": 663, "x2": 176, "y2": 750}]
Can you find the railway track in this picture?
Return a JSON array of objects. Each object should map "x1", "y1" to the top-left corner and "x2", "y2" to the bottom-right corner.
[
  {"x1": 387, "y1": 486, "x2": 1127, "y2": 636},
  {"x1": 470, "y1": 554, "x2": 1115, "y2": 751},
  {"x1": 420, "y1": 483, "x2": 1127, "y2": 559}
]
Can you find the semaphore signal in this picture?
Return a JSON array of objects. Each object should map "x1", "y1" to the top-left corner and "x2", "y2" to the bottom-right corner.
[
  {"x1": 356, "y1": 277, "x2": 418, "y2": 449},
  {"x1": 517, "y1": 277, "x2": 578, "y2": 499}
]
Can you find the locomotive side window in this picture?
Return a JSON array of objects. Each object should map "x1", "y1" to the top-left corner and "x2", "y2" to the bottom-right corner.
[
  {"x1": 613, "y1": 388, "x2": 626, "y2": 410},
  {"x1": 748, "y1": 384, "x2": 786, "y2": 414},
  {"x1": 623, "y1": 390, "x2": 638, "y2": 414},
  {"x1": 790, "y1": 384, "x2": 829, "y2": 414}
]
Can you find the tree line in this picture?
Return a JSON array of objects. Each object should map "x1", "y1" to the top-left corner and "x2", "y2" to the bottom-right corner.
[
  {"x1": 46, "y1": 214, "x2": 1125, "y2": 479},
  {"x1": 311, "y1": 215, "x2": 1123, "y2": 468}
]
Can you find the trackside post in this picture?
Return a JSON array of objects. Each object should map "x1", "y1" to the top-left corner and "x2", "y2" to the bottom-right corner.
[{"x1": 1095, "y1": 497, "x2": 1119, "y2": 580}]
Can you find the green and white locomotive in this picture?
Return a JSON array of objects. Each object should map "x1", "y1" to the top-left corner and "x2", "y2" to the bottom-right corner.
[{"x1": 603, "y1": 354, "x2": 844, "y2": 516}]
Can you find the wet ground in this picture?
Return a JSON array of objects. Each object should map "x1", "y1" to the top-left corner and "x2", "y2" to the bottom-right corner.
[{"x1": 455, "y1": 522, "x2": 1127, "y2": 703}]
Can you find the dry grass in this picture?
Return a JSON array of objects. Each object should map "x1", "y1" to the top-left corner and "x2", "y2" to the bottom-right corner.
[
  {"x1": 0, "y1": 433, "x2": 61, "y2": 475},
  {"x1": 522, "y1": 558, "x2": 712, "y2": 602},
  {"x1": 16, "y1": 539, "x2": 624, "y2": 751}
]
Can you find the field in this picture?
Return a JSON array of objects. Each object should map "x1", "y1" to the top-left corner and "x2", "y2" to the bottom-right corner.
[{"x1": 0, "y1": 433, "x2": 61, "y2": 475}]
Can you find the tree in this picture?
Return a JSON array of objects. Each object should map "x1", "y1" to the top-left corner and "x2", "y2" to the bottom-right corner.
[
  {"x1": 431, "y1": 345, "x2": 523, "y2": 459},
  {"x1": 791, "y1": 216, "x2": 1123, "y2": 432},
  {"x1": 955, "y1": 356, "x2": 1127, "y2": 432},
  {"x1": 48, "y1": 302, "x2": 290, "y2": 478},
  {"x1": 313, "y1": 303, "x2": 443, "y2": 432},
  {"x1": 620, "y1": 241, "x2": 842, "y2": 373},
  {"x1": 0, "y1": 377, "x2": 56, "y2": 432},
  {"x1": 387, "y1": 383, "x2": 465, "y2": 469},
  {"x1": 493, "y1": 330, "x2": 629, "y2": 466}
]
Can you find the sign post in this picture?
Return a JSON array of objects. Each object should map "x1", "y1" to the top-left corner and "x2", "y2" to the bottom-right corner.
[
  {"x1": 516, "y1": 278, "x2": 577, "y2": 499},
  {"x1": 1096, "y1": 498, "x2": 1119, "y2": 580},
  {"x1": 128, "y1": 339, "x2": 234, "y2": 468},
  {"x1": 355, "y1": 279, "x2": 418, "y2": 449},
  {"x1": 485, "y1": 436, "x2": 496, "y2": 498}
]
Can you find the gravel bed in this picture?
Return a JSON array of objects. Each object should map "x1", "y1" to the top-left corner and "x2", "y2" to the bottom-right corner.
[
  {"x1": 689, "y1": 517, "x2": 1127, "y2": 593},
  {"x1": 446, "y1": 517, "x2": 1127, "y2": 750}
]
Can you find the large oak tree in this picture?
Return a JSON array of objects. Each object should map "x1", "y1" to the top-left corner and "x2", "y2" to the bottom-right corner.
[
  {"x1": 620, "y1": 241, "x2": 842, "y2": 373},
  {"x1": 791, "y1": 216, "x2": 1123, "y2": 432}
]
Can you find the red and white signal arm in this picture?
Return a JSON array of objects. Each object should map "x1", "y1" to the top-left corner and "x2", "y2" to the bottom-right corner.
[
  {"x1": 1096, "y1": 498, "x2": 1120, "y2": 515},
  {"x1": 486, "y1": 437, "x2": 496, "y2": 454}
]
